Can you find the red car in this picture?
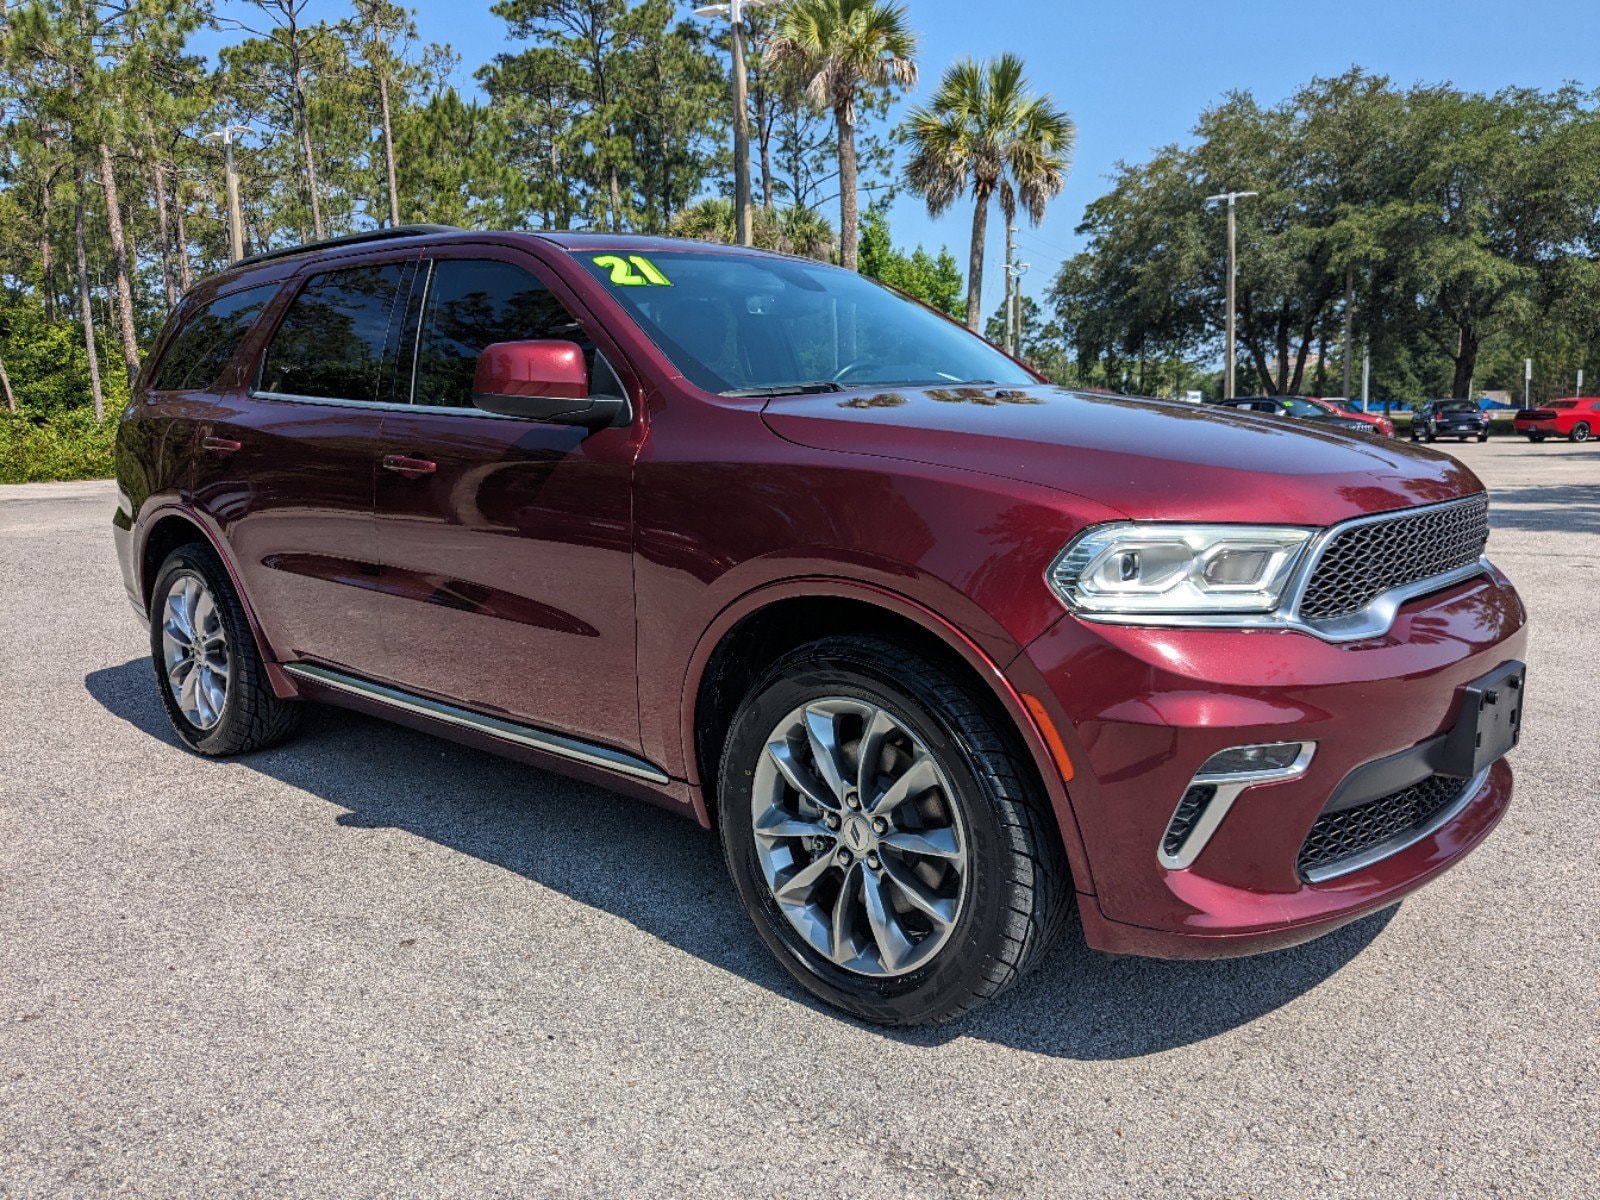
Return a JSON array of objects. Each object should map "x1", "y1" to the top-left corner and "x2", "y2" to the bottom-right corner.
[
  {"x1": 1514, "y1": 397, "x2": 1600, "y2": 442},
  {"x1": 113, "y1": 227, "x2": 1527, "y2": 1026},
  {"x1": 1312, "y1": 396, "x2": 1396, "y2": 437}
]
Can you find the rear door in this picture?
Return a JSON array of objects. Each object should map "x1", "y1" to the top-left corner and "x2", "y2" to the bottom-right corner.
[
  {"x1": 369, "y1": 245, "x2": 646, "y2": 753},
  {"x1": 195, "y1": 252, "x2": 416, "y2": 675}
]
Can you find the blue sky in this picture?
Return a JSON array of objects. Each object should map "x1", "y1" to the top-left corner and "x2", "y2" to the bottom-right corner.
[{"x1": 210, "y1": 0, "x2": 1600, "y2": 314}]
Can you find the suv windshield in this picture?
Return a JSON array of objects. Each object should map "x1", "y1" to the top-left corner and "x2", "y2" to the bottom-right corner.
[{"x1": 574, "y1": 249, "x2": 1036, "y2": 395}]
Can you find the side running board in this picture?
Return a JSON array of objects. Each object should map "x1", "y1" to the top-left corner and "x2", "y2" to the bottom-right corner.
[{"x1": 282, "y1": 662, "x2": 670, "y2": 785}]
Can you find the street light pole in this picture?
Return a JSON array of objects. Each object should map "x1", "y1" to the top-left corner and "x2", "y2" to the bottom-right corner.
[
  {"x1": 695, "y1": 0, "x2": 774, "y2": 248},
  {"x1": 1205, "y1": 190, "x2": 1256, "y2": 399},
  {"x1": 202, "y1": 125, "x2": 252, "y2": 262}
]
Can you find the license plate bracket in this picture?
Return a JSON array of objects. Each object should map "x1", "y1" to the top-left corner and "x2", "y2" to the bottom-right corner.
[{"x1": 1438, "y1": 660, "x2": 1526, "y2": 779}]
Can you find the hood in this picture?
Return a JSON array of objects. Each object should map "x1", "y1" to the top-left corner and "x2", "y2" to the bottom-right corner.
[{"x1": 762, "y1": 385, "x2": 1483, "y2": 525}]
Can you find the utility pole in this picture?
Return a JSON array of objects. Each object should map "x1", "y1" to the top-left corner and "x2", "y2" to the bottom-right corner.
[
  {"x1": 202, "y1": 125, "x2": 252, "y2": 262},
  {"x1": 1361, "y1": 346, "x2": 1370, "y2": 409},
  {"x1": 695, "y1": 0, "x2": 774, "y2": 247},
  {"x1": 1205, "y1": 190, "x2": 1256, "y2": 399},
  {"x1": 1004, "y1": 223, "x2": 1016, "y2": 352},
  {"x1": 1006, "y1": 251, "x2": 1030, "y2": 357},
  {"x1": 1342, "y1": 265, "x2": 1355, "y2": 400}
]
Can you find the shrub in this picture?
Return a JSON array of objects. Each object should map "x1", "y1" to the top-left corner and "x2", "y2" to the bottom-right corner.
[{"x1": 0, "y1": 409, "x2": 117, "y2": 483}]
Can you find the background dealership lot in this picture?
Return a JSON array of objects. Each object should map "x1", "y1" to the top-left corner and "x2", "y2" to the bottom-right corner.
[{"x1": 1, "y1": 439, "x2": 1595, "y2": 1198}]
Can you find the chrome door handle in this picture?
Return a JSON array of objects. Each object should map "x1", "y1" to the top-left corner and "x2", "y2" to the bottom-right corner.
[
  {"x1": 202, "y1": 436, "x2": 242, "y2": 455},
  {"x1": 381, "y1": 453, "x2": 437, "y2": 478}
]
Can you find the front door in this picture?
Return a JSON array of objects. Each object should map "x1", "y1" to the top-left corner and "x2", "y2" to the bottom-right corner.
[{"x1": 370, "y1": 250, "x2": 644, "y2": 755}]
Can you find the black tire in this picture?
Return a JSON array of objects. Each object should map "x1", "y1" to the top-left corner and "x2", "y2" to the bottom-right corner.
[
  {"x1": 1477, "y1": 434, "x2": 1489, "y2": 443},
  {"x1": 717, "y1": 635, "x2": 1072, "y2": 1026},
  {"x1": 1571, "y1": 422, "x2": 1591, "y2": 444},
  {"x1": 1426, "y1": 432, "x2": 1437, "y2": 443},
  {"x1": 148, "y1": 543, "x2": 301, "y2": 756},
  {"x1": 1529, "y1": 434, "x2": 1546, "y2": 443}
]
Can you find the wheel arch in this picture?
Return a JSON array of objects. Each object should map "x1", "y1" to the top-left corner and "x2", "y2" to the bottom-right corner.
[
  {"x1": 135, "y1": 505, "x2": 299, "y2": 700},
  {"x1": 681, "y1": 579, "x2": 1094, "y2": 892}
]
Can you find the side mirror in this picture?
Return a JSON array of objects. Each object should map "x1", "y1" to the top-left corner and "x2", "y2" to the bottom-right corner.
[{"x1": 471, "y1": 340, "x2": 625, "y2": 429}]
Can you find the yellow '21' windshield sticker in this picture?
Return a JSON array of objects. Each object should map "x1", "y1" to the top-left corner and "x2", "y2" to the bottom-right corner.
[{"x1": 593, "y1": 254, "x2": 672, "y2": 286}]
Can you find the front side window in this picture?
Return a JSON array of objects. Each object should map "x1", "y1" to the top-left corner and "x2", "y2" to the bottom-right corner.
[
  {"x1": 152, "y1": 284, "x2": 278, "y2": 391},
  {"x1": 259, "y1": 263, "x2": 408, "y2": 402},
  {"x1": 411, "y1": 259, "x2": 613, "y2": 408},
  {"x1": 575, "y1": 250, "x2": 1036, "y2": 395}
]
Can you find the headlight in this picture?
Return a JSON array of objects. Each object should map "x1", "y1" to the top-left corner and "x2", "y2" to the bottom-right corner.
[{"x1": 1048, "y1": 524, "x2": 1313, "y2": 616}]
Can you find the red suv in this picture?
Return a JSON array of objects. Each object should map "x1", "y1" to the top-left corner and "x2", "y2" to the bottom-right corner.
[
  {"x1": 114, "y1": 227, "x2": 1528, "y2": 1025},
  {"x1": 1514, "y1": 397, "x2": 1600, "y2": 442}
]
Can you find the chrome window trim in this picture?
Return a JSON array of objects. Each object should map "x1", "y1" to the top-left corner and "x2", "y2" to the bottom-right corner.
[
  {"x1": 1157, "y1": 743, "x2": 1316, "y2": 871},
  {"x1": 1300, "y1": 766, "x2": 1490, "y2": 883},
  {"x1": 248, "y1": 389, "x2": 525, "y2": 420},
  {"x1": 283, "y1": 662, "x2": 671, "y2": 784},
  {"x1": 1057, "y1": 494, "x2": 1491, "y2": 643}
]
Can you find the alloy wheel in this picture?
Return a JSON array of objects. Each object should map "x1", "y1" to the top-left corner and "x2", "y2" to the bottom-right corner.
[
  {"x1": 159, "y1": 572, "x2": 231, "y2": 730},
  {"x1": 750, "y1": 697, "x2": 969, "y2": 977}
]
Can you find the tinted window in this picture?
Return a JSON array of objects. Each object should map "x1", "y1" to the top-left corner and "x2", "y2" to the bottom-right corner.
[
  {"x1": 152, "y1": 285, "x2": 278, "y2": 391},
  {"x1": 259, "y1": 263, "x2": 407, "y2": 402},
  {"x1": 412, "y1": 259, "x2": 614, "y2": 408},
  {"x1": 576, "y1": 250, "x2": 1035, "y2": 395}
]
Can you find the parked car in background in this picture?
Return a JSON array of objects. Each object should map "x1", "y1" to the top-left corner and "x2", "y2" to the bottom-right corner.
[
  {"x1": 1412, "y1": 399, "x2": 1489, "y2": 443},
  {"x1": 113, "y1": 225, "x2": 1528, "y2": 1026},
  {"x1": 1514, "y1": 397, "x2": 1600, "y2": 442},
  {"x1": 1207, "y1": 395, "x2": 1376, "y2": 435},
  {"x1": 1310, "y1": 396, "x2": 1395, "y2": 437}
]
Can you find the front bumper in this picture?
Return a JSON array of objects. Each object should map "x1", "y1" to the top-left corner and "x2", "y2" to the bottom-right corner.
[{"x1": 1010, "y1": 566, "x2": 1527, "y2": 959}]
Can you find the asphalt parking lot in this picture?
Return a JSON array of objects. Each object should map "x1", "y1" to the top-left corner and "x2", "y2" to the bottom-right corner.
[{"x1": 2, "y1": 437, "x2": 1596, "y2": 1198}]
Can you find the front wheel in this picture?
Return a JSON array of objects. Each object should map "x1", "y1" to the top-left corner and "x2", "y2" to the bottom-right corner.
[
  {"x1": 1571, "y1": 422, "x2": 1591, "y2": 443},
  {"x1": 717, "y1": 636, "x2": 1072, "y2": 1026},
  {"x1": 149, "y1": 544, "x2": 301, "y2": 755}
]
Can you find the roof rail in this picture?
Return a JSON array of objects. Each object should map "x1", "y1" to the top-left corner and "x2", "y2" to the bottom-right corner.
[{"x1": 231, "y1": 224, "x2": 462, "y2": 270}]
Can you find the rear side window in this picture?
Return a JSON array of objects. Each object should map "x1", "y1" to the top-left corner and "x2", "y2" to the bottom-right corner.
[
  {"x1": 259, "y1": 263, "x2": 408, "y2": 402},
  {"x1": 151, "y1": 285, "x2": 278, "y2": 391},
  {"x1": 411, "y1": 259, "x2": 616, "y2": 408}
]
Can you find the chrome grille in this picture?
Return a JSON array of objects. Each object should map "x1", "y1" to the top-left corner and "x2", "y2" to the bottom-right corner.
[
  {"x1": 1297, "y1": 775, "x2": 1467, "y2": 878},
  {"x1": 1299, "y1": 495, "x2": 1489, "y2": 622}
]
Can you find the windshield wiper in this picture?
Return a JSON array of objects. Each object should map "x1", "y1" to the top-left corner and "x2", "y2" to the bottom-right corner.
[{"x1": 720, "y1": 381, "x2": 844, "y2": 397}]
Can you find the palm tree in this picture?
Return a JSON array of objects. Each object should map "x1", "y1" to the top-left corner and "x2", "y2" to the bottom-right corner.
[
  {"x1": 669, "y1": 197, "x2": 836, "y2": 262},
  {"x1": 768, "y1": 0, "x2": 917, "y2": 272},
  {"x1": 903, "y1": 54, "x2": 1075, "y2": 330}
]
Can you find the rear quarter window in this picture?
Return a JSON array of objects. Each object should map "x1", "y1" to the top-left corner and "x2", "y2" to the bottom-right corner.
[{"x1": 150, "y1": 284, "x2": 279, "y2": 392}]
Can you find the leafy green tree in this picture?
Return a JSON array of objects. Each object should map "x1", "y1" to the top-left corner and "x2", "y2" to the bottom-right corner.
[
  {"x1": 902, "y1": 53, "x2": 1074, "y2": 329},
  {"x1": 857, "y1": 204, "x2": 961, "y2": 315},
  {"x1": 767, "y1": 0, "x2": 916, "y2": 272}
]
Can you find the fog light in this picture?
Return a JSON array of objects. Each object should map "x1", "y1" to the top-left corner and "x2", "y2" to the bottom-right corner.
[
  {"x1": 1158, "y1": 741, "x2": 1316, "y2": 870},
  {"x1": 1195, "y1": 742, "x2": 1311, "y2": 778}
]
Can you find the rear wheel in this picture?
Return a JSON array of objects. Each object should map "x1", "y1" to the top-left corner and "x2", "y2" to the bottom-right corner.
[
  {"x1": 149, "y1": 544, "x2": 301, "y2": 756},
  {"x1": 1529, "y1": 433, "x2": 1546, "y2": 443},
  {"x1": 1571, "y1": 422, "x2": 1591, "y2": 443},
  {"x1": 1477, "y1": 434, "x2": 1490, "y2": 443},
  {"x1": 717, "y1": 635, "x2": 1072, "y2": 1026}
]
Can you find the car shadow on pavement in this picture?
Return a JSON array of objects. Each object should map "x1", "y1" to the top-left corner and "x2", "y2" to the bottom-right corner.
[
  {"x1": 1485, "y1": 482, "x2": 1600, "y2": 536},
  {"x1": 86, "y1": 658, "x2": 1392, "y2": 1061}
]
